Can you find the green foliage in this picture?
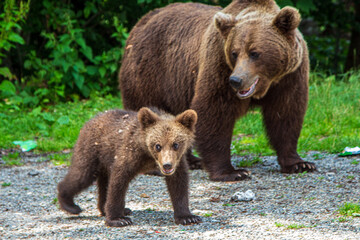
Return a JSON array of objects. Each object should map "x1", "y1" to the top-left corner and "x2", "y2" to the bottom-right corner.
[
  {"x1": 23, "y1": 6, "x2": 126, "y2": 101},
  {"x1": 1, "y1": 182, "x2": 12, "y2": 187},
  {"x1": 277, "y1": 0, "x2": 354, "y2": 73},
  {"x1": 275, "y1": 221, "x2": 315, "y2": 229},
  {"x1": 339, "y1": 202, "x2": 360, "y2": 217},
  {"x1": 1, "y1": 0, "x2": 128, "y2": 108},
  {"x1": 296, "y1": 171, "x2": 308, "y2": 178},
  {"x1": 2, "y1": 151, "x2": 22, "y2": 166},
  {"x1": 1, "y1": 73, "x2": 358, "y2": 155},
  {"x1": 50, "y1": 153, "x2": 71, "y2": 166},
  {"x1": 0, "y1": 94, "x2": 123, "y2": 151},
  {"x1": 203, "y1": 212, "x2": 213, "y2": 217},
  {"x1": 275, "y1": 222, "x2": 284, "y2": 227},
  {"x1": 286, "y1": 223, "x2": 308, "y2": 229},
  {"x1": 0, "y1": 0, "x2": 30, "y2": 79},
  {"x1": 235, "y1": 156, "x2": 263, "y2": 168},
  {"x1": 336, "y1": 217, "x2": 349, "y2": 222},
  {"x1": 223, "y1": 203, "x2": 235, "y2": 207},
  {"x1": 350, "y1": 160, "x2": 359, "y2": 165}
]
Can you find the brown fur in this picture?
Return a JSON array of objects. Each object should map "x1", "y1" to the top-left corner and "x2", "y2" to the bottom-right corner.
[
  {"x1": 57, "y1": 108, "x2": 201, "y2": 227},
  {"x1": 119, "y1": 0, "x2": 316, "y2": 181}
]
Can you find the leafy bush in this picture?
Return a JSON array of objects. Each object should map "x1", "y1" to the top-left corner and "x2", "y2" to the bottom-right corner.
[
  {"x1": 0, "y1": 0, "x2": 29, "y2": 80},
  {"x1": 1, "y1": 0, "x2": 128, "y2": 109}
]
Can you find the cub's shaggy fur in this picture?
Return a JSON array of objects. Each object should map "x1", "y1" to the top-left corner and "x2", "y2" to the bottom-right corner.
[{"x1": 57, "y1": 107, "x2": 201, "y2": 227}]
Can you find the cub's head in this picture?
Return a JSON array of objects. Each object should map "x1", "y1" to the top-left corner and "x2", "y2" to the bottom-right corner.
[
  {"x1": 214, "y1": 6, "x2": 304, "y2": 99},
  {"x1": 138, "y1": 107, "x2": 197, "y2": 176}
]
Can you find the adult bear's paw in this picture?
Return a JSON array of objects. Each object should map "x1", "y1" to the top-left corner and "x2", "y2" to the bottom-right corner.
[
  {"x1": 281, "y1": 161, "x2": 316, "y2": 174},
  {"x1": 175, "y1": 215, "x2": 202, "y2": 225},
  {"x1": 105, "y1": 217, "x2": 133, "y2": 227},
  {"x1": 210, "y1": 169, "x2": 251, "y2": 182}
]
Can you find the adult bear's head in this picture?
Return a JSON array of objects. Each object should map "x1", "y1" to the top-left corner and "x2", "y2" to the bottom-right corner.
[{"x1": 214, "y1": 5, "x2": 304, "y2": 100}]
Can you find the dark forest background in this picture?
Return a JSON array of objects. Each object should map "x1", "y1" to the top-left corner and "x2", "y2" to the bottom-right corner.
[{"x1": 1, "y1": 0, "x2": 360, "y2": 108}]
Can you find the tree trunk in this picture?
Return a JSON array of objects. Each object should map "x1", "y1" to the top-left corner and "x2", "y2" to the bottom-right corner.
[{"x1": 345, "y1": 2, "x2": 360, "y2": 71}]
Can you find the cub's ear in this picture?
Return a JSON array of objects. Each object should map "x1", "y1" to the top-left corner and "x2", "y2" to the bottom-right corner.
[
  {"x1": 214, "y1": 12, "x2": 236, "y2": 38},
  {"x1": 273, "y1": 7, "x2": 301, "y2": 35},
  {"x1": 176, "y1": 110, "x2": 198, "y2": 132},
  {"x1": 138, "y1": 107, "x2": 160, "y2": 129}
]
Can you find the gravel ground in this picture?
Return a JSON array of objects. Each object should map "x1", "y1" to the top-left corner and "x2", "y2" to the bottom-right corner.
[{"x1": 1, "y1": 152, "x2": 359, "y2": 239}]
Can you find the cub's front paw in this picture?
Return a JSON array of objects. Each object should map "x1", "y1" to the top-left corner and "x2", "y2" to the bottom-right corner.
[
  {"x1": 105, "y1": 217, "x2": 133, "y2": 227},
  {"x1": 175, "y1": 215, "x2": 202, "y2": 225}
]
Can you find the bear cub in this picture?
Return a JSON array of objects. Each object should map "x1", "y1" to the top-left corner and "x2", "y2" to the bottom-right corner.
[{"x1": 57, "y1": 107, "x2": 202, "y2": 227}]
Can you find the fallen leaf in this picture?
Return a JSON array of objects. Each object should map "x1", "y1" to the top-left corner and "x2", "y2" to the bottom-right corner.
[{"x1": 140, "y1": 193, "x2": 149, "y2": 198}]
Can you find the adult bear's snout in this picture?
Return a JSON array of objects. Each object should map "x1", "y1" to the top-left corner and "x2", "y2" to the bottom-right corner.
[{"x1": 229, "y1": 76, "x2": 243, "y2": 90}]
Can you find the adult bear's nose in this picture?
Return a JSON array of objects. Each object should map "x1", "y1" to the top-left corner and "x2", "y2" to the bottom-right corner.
[{"x1": 229, "y1": 76, "x2": 243, "y2": 90}]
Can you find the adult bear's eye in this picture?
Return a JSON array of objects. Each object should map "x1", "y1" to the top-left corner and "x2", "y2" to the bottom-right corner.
[
  {"x1": 249, "y1": 51, "x2": 260, "y2": 60},
  {"x1": 231, "y1": 51, "x2": 238, "y2": 60},
  {"x1": 155, "y1": 144, "x2": 162, "y2": 152}
]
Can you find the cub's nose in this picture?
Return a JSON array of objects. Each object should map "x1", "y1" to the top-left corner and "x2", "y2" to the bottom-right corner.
[
  {"x1": 163, "y1": 163, "x2": 173, "y2": 170},
  {"x1": 229, "y1": 76, "x2": 243, "y2": 90}
]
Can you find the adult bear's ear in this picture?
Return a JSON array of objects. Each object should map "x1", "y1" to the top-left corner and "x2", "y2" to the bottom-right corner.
[
  {"x1": 138, "y1": 107, "x2": 160, "y2": 129},
  {"x1": 273, "y1": 7, "x2": 301, "y2": 35},
  {"x1": 175, "y1": 110, "x2": 198, "y2": 132},
  {"x1": 214, "y1": 12, "x2": 236, "y2": 38}
]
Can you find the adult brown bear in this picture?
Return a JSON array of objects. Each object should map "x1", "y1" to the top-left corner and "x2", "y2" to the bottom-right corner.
[{"x1": 119, "y1": 0, "x2": 316, "y2": 181}]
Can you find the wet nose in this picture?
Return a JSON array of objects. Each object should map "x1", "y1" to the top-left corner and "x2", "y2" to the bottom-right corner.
[
  {"x1": 229, "y1": 76, "x2": 243, "y2": 90},
  {"x1": 163, "y1": 163, "x2": 173, "y2": 170}
]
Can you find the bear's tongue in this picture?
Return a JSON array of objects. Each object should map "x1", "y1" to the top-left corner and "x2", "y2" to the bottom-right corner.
[
  {"x1": 237, "y1": 79, "x2": 258, "y2": 98},
  {"x1": 239, "y1": 87, "x2": 251, "y2": 95},
  {"x1": 163, "y1": 168, "x2": 174, "y2": 174}
]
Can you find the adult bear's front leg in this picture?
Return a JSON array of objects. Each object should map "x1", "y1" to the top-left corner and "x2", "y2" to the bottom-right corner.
[
  {"x1": 258, "y1": 68, "x2": 316, "y2": 174},
  {"x1": 191, "y1": 95, "x2": 250, "y2": 181}
]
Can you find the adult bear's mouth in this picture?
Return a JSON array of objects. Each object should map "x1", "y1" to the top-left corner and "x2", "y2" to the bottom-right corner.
[{"x1": 236, "y1": 79, "x2": 258, "y2": 99}]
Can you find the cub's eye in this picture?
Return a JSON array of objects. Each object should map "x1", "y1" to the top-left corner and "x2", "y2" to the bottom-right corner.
[
  {"x1": 155, "y1": 144, "x2": 162, "y2": 152},
  {"x1": 173, "y1": 142, "x2": 179, "y2": 150},
  {"x1": 249, "y1": 51, "x2": 260, "y2": 60},
  {"x1": 231, "y1": 51, "x2": 238, "y2": 60}
]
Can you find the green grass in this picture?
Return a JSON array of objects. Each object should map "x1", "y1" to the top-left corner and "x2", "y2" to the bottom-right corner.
[
  {"x1": 275, "y1": 222, "x2": 284, "y2": 227},
  {"x1": 336, "y1": 217, "x2": 349, "y2": 222},
  {"x1": 1, "y1": 182, "x2": 11, "y2": 187},
  {"x1": 339, "y1": 202, "x2": 360, "y2": 217},
  {"x1": 275, "y1": 222, "x2": 315, "y2": 229},
  {"x1": 235, "y1": 156, "x2": 263, "y2": 168},
  {"x1": 232, "y1": 72, "x2": 360, "y2": 155},
  {"x1": 0, "y1": 94, "x2": 122, "y2": 152},
  {"x1": 50, "y1": 153, "x2": 72, "y2": 166},
  {"x1": 203, "y1": 212, "x2": 213, "y2": 217},
  {"x1": 0, "y1": 73, "x2": 359, "y2": 157},
  {"x1": 350, "y1": 160, "x2": 359, "y2": 165},
  {"x1": 2, "y1": 152, "x2": 23, "y2": 166}
]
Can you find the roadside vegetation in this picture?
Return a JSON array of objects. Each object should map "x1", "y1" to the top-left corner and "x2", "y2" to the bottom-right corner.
[
  {"x1": 1, "y1": 0, "x2": 360, "y2": 166},
  {"x1": 1, "y1": 72, "x2": 359, "y2": 166}
]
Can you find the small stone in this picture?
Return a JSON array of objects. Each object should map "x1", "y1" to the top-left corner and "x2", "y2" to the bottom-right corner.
[
  {"x1": 231, "y1": 190, "x2": 256, "y2": 202},
  {"x1": 28, "y1": 171, "x2": 40, "y2": 177}
]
